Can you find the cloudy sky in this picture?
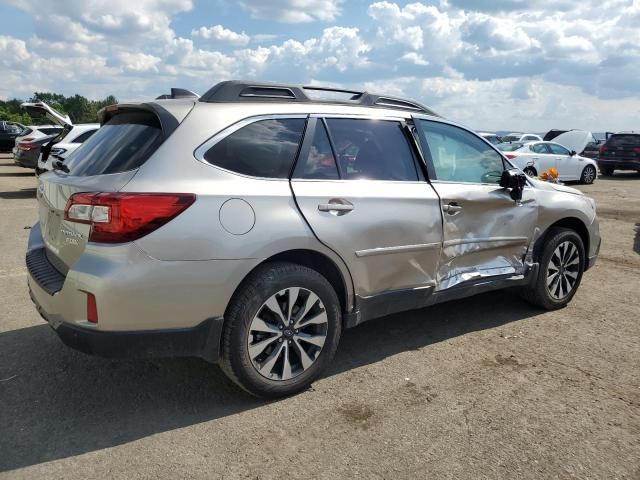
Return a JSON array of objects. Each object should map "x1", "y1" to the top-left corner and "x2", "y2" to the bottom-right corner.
[{"x1": 0, "y1": 0, "x2": 639, "y2": 131}]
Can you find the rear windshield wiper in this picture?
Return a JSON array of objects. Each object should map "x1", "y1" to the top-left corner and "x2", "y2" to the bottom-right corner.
[{"x1": 53, "y1": 160, "x2": 69, "y2": 173}]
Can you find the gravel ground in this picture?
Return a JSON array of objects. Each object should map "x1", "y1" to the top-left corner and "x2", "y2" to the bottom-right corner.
[{"x1": 0, "y1": 153, "x2": 638, "y2": 479}]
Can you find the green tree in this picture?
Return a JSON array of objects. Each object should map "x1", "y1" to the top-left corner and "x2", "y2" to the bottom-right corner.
[{"x1": 0, "y1": 92, "x2": 118, "y2": 125}]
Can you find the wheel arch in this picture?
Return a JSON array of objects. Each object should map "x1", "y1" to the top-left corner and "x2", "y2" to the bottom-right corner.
[
  {"x1": 534, "y1": 217, "x2": 590, "y2": 260},
  {"x1": 226, "y1": 249, "x2": 353, "y2": 318}
]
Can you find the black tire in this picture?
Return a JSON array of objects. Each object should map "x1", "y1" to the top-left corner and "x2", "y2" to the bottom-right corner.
[
  {"x1": 600, "y1": 166, "x2": 614, "y2": 176},
  {"x1": 520, "y1": 228, "x2": 585, "y2": 310},
  {"x1": 580, "y1": 165, "x2": 597, "y2": 184},
  {"x1": 220, "y1": 262, "x2": 342, "y2": 398},
  {"x1": 523, "y1": 167, "x2": 537, "y2": 177}
]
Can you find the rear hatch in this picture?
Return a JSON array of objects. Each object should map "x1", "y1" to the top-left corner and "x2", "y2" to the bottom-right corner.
[
  {"x1": 37, "y1": 107, "x2": 166, "y2": 273},
  {"x1": 600, "y1": 134, "x2": 640, "y2": 161},
  {"x1": 21, "y1": 102, "x2": 72, "y2": 129}
]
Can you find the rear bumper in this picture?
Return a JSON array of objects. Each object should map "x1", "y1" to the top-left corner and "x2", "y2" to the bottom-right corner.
[
  {"x1": 14, "y1": 152, "x2": 37, "y2": 168},
  {"x1": 30, "y1": 283, "x2": 223, "y2": 361},
  {"x1": 598, "y1": 158, "x2": 640, "y2": 171},
  {"x1": 25, "y1": 222, "x2": 259, "y2": 363}
]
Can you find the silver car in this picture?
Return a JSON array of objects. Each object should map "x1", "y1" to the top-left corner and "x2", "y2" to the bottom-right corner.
[{"x1": 27, "y1": 81, "x2": 601, "y2": 398}]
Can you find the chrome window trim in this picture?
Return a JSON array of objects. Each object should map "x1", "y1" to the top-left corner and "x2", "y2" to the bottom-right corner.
[{"x1": 193, "y1": 114, "x2": 308, "y2": 180}]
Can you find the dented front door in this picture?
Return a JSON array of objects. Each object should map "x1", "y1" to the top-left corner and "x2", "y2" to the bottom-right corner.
[
  {"x1": 431, "y1": 182, "x2": 537, "y2": 289},
  {"x1": 413, "y1": 118, "x2": 538, "y2": 290}
]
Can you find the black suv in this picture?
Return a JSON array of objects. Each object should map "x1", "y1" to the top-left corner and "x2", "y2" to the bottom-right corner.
[
  {"x1": 598, "y1": 133, "x2": 640, "y2": 176},
  {"x1": 0, "y1": 121, "x2": 24, "y2": 152}
]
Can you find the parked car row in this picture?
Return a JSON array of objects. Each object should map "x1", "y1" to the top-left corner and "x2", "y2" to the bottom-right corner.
[
  {"x1": 9, "y1": 102, "x2": 99, "y2": 173},
  {"x1": 478, "y1": 128, "x2": 640, "y2": 181}
]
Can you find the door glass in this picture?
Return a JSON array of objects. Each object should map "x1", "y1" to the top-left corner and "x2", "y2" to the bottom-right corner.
[
  {"x1": 293, "y1": 121, "x2": 339, "y2": 179},
  {"x1": 417, "y1": 120, "x2": 505, "y2": 184},
  {"x1": 531, "y1": 143, "x2": 549, "y2": 154},
  {"x1": 547, "y1": 143, "x2": 570, "y2": 155},
  {"x1": 204, "y1": 118, "x2": 306, "y2": 178},
  {"x1": 325, "y1": 118, "x2": 418, "y2": 181}
]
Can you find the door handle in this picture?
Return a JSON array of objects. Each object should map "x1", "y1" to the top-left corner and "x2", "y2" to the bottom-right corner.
[
  {"x1": 442, "y1": 202, "x2": 462, "y2": 215},
  {"x1": 318, "y1": 199, "x2": 354, "y2": 216}
]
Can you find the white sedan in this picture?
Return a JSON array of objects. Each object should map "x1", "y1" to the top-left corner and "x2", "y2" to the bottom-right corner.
[{"x1": 500, "y1": 141, "x2": 598, "y2": 184}]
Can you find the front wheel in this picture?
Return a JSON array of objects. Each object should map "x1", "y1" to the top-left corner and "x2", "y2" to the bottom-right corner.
[
  {"x1": 520, "y1": 228, "x2": 585, "y2": 310},
  {"x1": 220, "y1": 262, "x2": 342, "y2": 398},
  {"x1": 580, "y1": 165, "x2": 597, "y2": 184}
]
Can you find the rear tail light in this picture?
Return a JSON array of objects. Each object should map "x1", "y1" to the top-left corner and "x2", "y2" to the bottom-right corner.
[
  {"x1": 599, "y1": 145, "x2": 608, "y2": 154},
  {"x1": 633, "y1": 147, "x2": 640, "y2": 154},
  {"x1": 21, "y1": 137, "x2": 35, "y2": 142},
  {"x1": 505, "y1": 153, "x2": 518, "y2": 159},
  {"x1": 18, "y1": 142, "x2": 38, "y2": 151},
  {"x1": 86, "y1": 293, "x2": 98, "y2": 324},
  {"x1": 64, "y1": 192, "x2": 196, "y2": 243}
]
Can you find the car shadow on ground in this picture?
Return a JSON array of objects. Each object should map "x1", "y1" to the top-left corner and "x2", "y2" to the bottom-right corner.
[
  {"x1": 598, "y1": 171, "x2": 640, "y2": 181},
  {"x1": 634, "y1": 223, "x2": 640, "y2": 255},
  {"x1": 0, "y1": 289, "x2": 544, "y2": 472},
  {"x1": 0, "y1": 172, "x2": 35, "y2": 177},
  {"x1": 0, "y1": 188, "x2": 36, "y2": 199}
]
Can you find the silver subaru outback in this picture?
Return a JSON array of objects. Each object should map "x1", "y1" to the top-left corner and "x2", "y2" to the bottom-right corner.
[{"x1": 27, "y1": 81, "x2": 601, "y2": 398}]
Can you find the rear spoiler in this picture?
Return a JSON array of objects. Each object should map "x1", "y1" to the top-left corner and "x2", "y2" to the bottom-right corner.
[{"x1": 156, "y1": 88, "x2": 199, "y2": 100}]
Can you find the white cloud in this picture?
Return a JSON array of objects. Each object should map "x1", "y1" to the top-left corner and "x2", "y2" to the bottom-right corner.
[
  {"x1": 1, "y1": 0, "x2": 639, "y2": 131},
  {"x1": 116, "y1": 52, "x2": 162, "y2": 72},
  {"x1": 192, "y1": 25, "x2": 250, "y2": 46},
  {"x1": 238, "y1": 0, "x2": 343, "y2": 23}
]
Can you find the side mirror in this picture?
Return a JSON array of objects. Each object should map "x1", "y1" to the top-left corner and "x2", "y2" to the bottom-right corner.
[
  {"x1": 570, "y1": 150, "x2": 576, "y2": 156},
  {"x1": 500, "y1": 168, "x2": 527, "y2": 201}
]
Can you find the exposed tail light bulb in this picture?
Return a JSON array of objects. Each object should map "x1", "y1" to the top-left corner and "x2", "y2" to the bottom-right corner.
[{"x1": 505, "y1": 153, "x2": 518, "y2": 159}]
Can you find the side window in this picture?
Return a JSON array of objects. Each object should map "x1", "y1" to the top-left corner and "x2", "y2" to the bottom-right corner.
[
  {"x1": 73, "y1": 130, "x2": 97, "y2": 144},
  {"x1": 417, "y1": 120, "x2": 505, "y2": 184},
  {"x1": 325, "y1": 118, "x2": 418, "y2": 181},
  {"x1": 531, "y1": 143, "x2": 549, "y2": 154},
  {"x1": 293, "y1": 121, "x2": 339, "y2": 179},
  {"x1": 203, "y1": 118, "x2": 306, "y2": 178},
  {"x1": 548, "y1": 143, "x2": 570, "y2": 155}
]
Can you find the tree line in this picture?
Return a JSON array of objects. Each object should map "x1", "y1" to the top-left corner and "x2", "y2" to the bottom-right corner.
[{"x1": 0, "y1": 93, "x2": 118, "y2": 125}]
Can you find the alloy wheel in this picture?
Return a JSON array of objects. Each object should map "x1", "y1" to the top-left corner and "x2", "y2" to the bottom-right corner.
[
  {"x1": 247, "y1": 287, "x2": 328, "y2": 381},
  {"x1": 546, "y1": 241, "x2": 581, "y2": 300},
  {"x1": 583, "y1": 166, "x2": 596, "y2": 184}
]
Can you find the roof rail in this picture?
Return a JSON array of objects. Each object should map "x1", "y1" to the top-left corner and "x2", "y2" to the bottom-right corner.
[
  {"x1": 199, "y1": 80, "x2": 440, "y2": 116},
  {"x1": 156, "y1": 88, "x2": 199, "y2": 100}
]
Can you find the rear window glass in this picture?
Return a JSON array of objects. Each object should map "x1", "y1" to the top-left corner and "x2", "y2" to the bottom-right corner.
[
  {"x1": 203, "y1": 118, "x2": 306, "y2": 178},
  {"x1": 608, "y1": 134, "x2": 640, "y2": 147},
  {"x1": 39, "y1": 127, "x2": 63, "y2": 135},
  {"x1": 65, "y1": 111, "x2": 163, "y2": 176}
]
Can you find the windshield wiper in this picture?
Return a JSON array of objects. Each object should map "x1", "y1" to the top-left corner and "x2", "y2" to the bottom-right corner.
[{"x1": 52, "y1": 160, "x2": 69, "y2": 173}]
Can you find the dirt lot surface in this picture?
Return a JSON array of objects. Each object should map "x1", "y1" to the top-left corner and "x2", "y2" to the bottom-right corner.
[{"x1": 0, "y1": 152, "x2": 638, "y2": 479}]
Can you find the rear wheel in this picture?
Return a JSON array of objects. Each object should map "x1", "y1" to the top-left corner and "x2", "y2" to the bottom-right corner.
[
  {"x1": 580, "y1": 165, "x2": 597, "y2": 184},
  {"x1": 523, "y1": 167, "x2": 537, "y2": 177},
  {"x1": 520, "y1": 228, "x2": 585, "y2": 310},
  {"x1": 220, "y1": 262, "x2": 342, "y2": 398},
  {"x1": 600, "y1": 166, "x2": 614, "y2": 176}
]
